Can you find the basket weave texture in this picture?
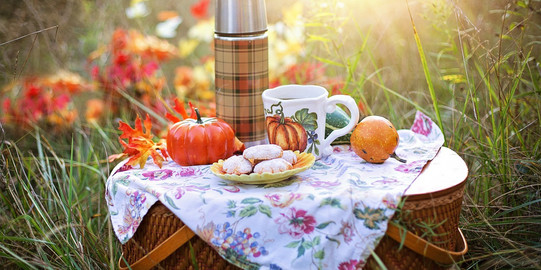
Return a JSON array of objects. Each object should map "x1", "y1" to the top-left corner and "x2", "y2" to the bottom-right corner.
[
  {"x1": 121, "y1": 182, "x2": 466, "y2": 270},
  {"x1": 122, "y1": 203, "x2": 241, "y2": 270},
  {"x1": 364, "y1": 180, "x2": 466, "y2": 270}
]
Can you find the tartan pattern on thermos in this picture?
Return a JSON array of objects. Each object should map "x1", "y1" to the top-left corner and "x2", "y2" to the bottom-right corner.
[{"x1": 215, "y1": 35, "x2": 268, "y2": 143}]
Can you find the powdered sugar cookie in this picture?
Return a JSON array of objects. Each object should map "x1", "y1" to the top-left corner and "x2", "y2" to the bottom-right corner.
[
  {"x1": 253, "y1": 158, "x2": 292, "y2": 174},
  {"x1": 222, "y1": 155, "x2": 253, "y2": 175},
  {"x1": 281, "y1": 150, "x2": 297, "y2": 165},
  {"x1": 243, "y1": 144, "x2": 283, "y2": 161}
]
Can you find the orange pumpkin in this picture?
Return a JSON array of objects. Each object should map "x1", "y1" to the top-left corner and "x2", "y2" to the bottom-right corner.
[
  {"x1": 167, "y1": 108, "x2": 245, "y2": 166},
  {"x1": 266, "y1": 115, "x2": 308, "y2": 152}
]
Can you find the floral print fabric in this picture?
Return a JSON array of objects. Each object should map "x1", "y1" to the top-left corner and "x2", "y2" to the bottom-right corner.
[{"x1": 106, "y1": 111, "x2": 444, "y2": 269}]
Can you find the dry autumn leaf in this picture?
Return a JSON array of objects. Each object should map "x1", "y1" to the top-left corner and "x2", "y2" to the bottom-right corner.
[
  {"x1": 165, "y1": 98, "x2": 196, "y2": 123},
  {"x1": 109, "y1": 114, "x2": 168, "y2": 168},
  {"x1": 165, "y1": 98, "x2": 216, "y2": 123}
]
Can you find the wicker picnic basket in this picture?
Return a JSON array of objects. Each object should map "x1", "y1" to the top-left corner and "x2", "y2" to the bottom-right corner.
[
  {"x1": 119, "y1": 202, "x2": 242, "y2": 270},
  {"x1": 119, "y1": 149, "x2": 468, "y2": 270},
  {"x1": 363, "y1": 179, "x2": 468, "y2": 269}
]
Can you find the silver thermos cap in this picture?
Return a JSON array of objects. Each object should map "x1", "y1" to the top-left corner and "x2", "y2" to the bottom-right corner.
[{"x1": 215, "y1": 0, "x2": 268, "y2": 34}]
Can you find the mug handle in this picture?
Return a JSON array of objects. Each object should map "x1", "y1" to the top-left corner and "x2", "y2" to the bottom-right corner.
[{"x1": 320, "y1": 95, "x2": 360, "y2": 156}]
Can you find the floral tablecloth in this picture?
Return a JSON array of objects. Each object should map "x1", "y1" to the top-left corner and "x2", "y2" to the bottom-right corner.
[{"x1": 106, "y1": 111, "x2": 444, "y2": 270}]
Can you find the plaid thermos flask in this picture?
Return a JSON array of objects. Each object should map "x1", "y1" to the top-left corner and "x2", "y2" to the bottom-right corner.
[{"x1": 215, "y1": 0, "x2": 268, "y2": 147}]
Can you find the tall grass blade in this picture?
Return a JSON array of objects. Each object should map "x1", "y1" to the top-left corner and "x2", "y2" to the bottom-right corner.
[{"x1": 406, "y1": 0, "x2": 443, "y2": 132}]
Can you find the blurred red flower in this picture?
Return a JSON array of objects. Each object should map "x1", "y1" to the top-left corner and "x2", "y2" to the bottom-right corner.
[
  {"x1": 42, "y1": 70, "x2": 90, "y2": 94},
  {"x1": 191, "y1": 0, "x2": 210, "y2": 20},
  {"x1": 89, "y1": 28, "x2": 177, "y2": 102},
  {"x1": 1, "y1": 76, "x2": 82, "y2": 128}
]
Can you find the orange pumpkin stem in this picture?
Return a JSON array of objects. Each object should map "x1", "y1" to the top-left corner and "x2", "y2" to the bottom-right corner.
[{"x1": 194, "y1": 108, "x2": 203, "y2": 124}]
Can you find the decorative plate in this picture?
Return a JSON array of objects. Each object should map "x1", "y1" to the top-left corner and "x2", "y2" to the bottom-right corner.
[{"x1": 210, "y1": 151, "x2": 315, "y2": 184}]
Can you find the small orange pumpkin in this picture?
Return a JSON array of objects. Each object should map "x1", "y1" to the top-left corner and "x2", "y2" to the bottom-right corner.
[
  {"x1": 167, "y1": 108, "x2": 244, "y2": 166},
  {"x1": 266, "y1": 115, "x2": 308, "y2": 152}
]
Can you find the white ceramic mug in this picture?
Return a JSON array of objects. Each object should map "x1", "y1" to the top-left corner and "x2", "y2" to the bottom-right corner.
[{"x1": 262, "y1": 84, "x2": 359, "y2": 158}]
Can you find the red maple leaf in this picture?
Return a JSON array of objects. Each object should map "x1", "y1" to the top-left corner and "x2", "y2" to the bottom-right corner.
[
  {"x1": 109, "y1": 114, "x2": 168, "y2": 168},
  {"x1": 165, "y1": 98, "x2": 197, "y2": 123}
]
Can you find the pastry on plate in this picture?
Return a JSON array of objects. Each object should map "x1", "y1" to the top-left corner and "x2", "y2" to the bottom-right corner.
[
  {"x1": 281, "y1": 150, "x2": 297, "y2": 165},
  {"x1": 243, "y1": 144, "x2": 283, "y2": 161},
  {"x1": 253, "y1": 158, "x2": 292, "y2": 174},
  {"x1": 222, "y1": 155, "x2": 253, "y2": 175}
]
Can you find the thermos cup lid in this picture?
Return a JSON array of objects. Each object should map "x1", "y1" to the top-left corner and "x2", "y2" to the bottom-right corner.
[{"x1": 215, "y1": 0, "x2": 268, "y2": 34}]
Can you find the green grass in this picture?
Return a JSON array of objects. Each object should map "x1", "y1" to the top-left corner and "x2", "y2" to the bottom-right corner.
[
  {"x1": 1, "y1": 125, "x2": 118, "y2": 269},
  {"x1": 1, "y1": 0, "x2": 540, "y2": 269}
]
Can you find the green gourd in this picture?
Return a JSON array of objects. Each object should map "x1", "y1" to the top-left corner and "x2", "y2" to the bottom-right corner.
[{"x1": 325, "y1": 106, "x2": 355, "y2": 145}]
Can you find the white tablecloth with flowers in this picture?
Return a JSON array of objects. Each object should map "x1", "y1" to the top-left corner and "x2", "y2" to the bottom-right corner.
[{"x1": 106, "y1": 111, "x2": 444, "y2": 270}]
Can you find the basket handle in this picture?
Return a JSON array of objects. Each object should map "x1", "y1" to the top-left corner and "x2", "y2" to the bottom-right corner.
[
  {"x1": 118, "y1": 224, "x2": 196, "y2": 270},
  {"x1": 385, "y1": 222, "x2": 468, "y2": 265}
]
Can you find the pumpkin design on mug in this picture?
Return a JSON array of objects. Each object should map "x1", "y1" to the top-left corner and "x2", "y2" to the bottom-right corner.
[{"x1": 265, "y1": 102, "x2": 319, "y2": 153}]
